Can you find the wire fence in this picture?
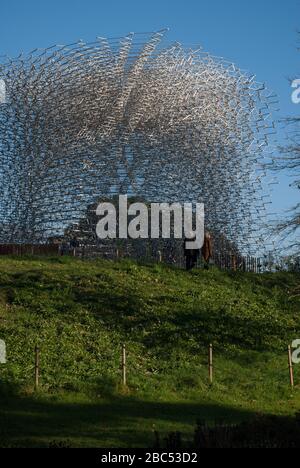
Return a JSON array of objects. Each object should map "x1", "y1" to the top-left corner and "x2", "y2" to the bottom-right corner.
[
  {"x1": 74, "y1": 245, "x2": 300, "y2": 273},
  {"x1": 0, "y1": 243, "x2": 298, "y2": 273}
]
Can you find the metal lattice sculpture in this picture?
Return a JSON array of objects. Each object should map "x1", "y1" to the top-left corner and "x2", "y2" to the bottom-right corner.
[{"x1": 0, "y1": 31, "x2": 277, "y2": 253}]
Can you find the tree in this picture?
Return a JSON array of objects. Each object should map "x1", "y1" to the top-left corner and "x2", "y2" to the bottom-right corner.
[
  {"x1": 272, "y1": 34, "x2": 300, "y2": 257},
  {"x1": 274, "y1": 115, "x2": 300, "y2": 255}
]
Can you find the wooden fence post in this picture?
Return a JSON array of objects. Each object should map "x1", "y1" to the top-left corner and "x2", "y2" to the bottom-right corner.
[
  {"x1": 122, "y1": 343, "x2": 126, "y2": 386},
  {"x1": 288, "y1": 345, "x2": 294, "y2": 388},
  {"x1": 209, "y1": 344, "x2": 213, "y2": 384},
  {"x1": 35, "y1": 346, "x2": 40, "y2": 390}
]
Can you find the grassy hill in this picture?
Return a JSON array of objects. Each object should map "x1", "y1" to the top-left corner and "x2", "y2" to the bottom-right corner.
[{"x1": 0, "y1": 255, "x2": 299, "y2": 447}]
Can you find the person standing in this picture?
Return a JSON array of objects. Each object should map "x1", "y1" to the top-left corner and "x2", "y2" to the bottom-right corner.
[{"x1": 201, "y1": 232, "x2": 213, "y2": 268}]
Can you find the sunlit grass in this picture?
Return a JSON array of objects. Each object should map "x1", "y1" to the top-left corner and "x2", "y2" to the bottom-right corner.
[{"x1": 0, "y1": 255, "x2": 299, "y2": 447}]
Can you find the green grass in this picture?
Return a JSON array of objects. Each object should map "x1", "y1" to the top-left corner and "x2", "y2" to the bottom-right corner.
[{"x1": 0, "y1": 255, "x2": 299, "y2": 447}]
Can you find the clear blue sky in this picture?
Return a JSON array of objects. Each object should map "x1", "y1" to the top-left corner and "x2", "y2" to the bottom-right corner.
[{"x1": 0, "y1": 0, "x2": 299, "y2": 217}]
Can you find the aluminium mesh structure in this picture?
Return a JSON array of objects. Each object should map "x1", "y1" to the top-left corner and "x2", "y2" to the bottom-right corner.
[{"x1": 0, "y1": 30, "x2": 277, "y2": 254}]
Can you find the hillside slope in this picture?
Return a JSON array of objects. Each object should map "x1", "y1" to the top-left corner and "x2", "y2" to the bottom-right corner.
[{"x1": 0, "y1": 256, "x2": 299, "y2": 447}]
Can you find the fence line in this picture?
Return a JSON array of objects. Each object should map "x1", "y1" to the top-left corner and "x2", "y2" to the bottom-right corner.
[
  {"x1": 0, "y1": 243, "x2": 298, "y2": 273},
  {"x1": 27, "y1": 342, "x2": 297, "y2": 390},
  {"x1": 0, "y1": 244, "x2": 60, "y2": 256},
  {"x1": 76, "y1": 246, "x2": 299, "y2": 273}
]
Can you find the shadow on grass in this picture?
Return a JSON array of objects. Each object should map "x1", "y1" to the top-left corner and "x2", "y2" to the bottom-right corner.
[{"x1": 0, "y1": 389, "x2": 258, "y2": 448}]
